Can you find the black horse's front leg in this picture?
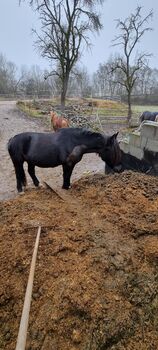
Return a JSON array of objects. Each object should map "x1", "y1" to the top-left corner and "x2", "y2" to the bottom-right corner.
[{"x1": 62, "y1": 164, "x2": 74, "y2": 189}]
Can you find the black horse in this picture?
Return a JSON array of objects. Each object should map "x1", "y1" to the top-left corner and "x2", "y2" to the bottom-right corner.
[
  {"x1": 8, "y1": 127, "x2": 122, "y2": 192},
  {"x1": 140, "y1": 111, "x2": 158, "y2": 123}
]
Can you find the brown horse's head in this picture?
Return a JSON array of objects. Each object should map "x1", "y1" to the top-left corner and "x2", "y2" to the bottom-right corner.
[{"x1": 50, "y1": 111, "x2": 69, "y2": 131}]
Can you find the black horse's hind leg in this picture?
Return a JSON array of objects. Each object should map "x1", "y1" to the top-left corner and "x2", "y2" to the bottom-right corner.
[
  {"x1": 28, "y1": 164, "x2": 40, "y2": 187},
  {"x1": 62, "y1": 164, "x2": 74, "y2": 189},
  {"x1": 14, "y1": 162, "x2": 26, "y2": 193}
]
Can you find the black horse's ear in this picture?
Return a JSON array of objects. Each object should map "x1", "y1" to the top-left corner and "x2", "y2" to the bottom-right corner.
[
  {"x1": 107, "y1": 132, "x2": 119, "y2": 146},
  {"x1": 110, "y1": 132, "x2": 119, "y2": 140},
  {"x1": 113, "y1": 132, "x2": 119, "y2": 139}
]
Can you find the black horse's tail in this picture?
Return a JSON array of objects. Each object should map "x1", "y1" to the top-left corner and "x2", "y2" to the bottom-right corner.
[
  {"x1": 8, "y1": 136, "x2": 27, "y2": 188},
  {"x1": 8, "y1": 136, "x2": 23, "y2": 162}
]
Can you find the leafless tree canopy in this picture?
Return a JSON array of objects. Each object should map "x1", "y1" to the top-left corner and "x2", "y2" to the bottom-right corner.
[
  {"x1": 34, "y1": 1, "x2": 102, "y2": 61},
  {"x1": 113, "y1": 6, "x2": 153, "y2": 54},
  {"x1": 20, "y1": 0, "x2": 105, "y2": 106},
  {"x1": 110, "y1": 6, "x2": 153, "y2": 121}
]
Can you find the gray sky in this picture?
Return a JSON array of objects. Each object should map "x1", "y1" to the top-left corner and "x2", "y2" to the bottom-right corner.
[{"x1": 0, "y1": 0, "x2": 157, "y2": 73}]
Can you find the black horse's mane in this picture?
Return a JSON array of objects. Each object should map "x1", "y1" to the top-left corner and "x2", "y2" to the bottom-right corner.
[
  {"x1": 55, "y1": 127, "x2": 107, "y2": 151},
  {"x1": 59, "y1": 127, "x2": 106, "y2": 141},
  {"x1": 74, "y1": 127, "x2": 102, "y2": 137}
]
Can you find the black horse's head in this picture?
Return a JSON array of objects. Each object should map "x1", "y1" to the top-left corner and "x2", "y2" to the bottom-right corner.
[{"x1": 99, "y1": 132, "x2": 122, "y2": 173}]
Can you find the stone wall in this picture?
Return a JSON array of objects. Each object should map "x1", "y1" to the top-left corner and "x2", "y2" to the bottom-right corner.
[{"x1": 120, "y1": 121, "x2": 158, "y2": 174}]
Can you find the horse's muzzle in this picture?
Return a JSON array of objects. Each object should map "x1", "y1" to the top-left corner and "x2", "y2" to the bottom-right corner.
[
  {"x1": 113, "y1": 164, "x2": 122, "y2": 173},
  {"x1": 105, "y1": 164, "x2": 122, "y2": 174}
]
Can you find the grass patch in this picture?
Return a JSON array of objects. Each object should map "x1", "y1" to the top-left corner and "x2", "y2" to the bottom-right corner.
[
  {"x1": 96, "y1": 107, "x2": 128, "y2": 117},
  {"x1": 17, "y1": 100, "x2": 47, "y2": 118}
]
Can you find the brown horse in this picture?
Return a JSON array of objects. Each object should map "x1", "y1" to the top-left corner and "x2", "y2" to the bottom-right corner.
[{"x1": 50, "y1": 111, "x2": 69, "y2": 131}]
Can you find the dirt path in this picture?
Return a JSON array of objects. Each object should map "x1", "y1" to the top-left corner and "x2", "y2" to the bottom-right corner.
[{"x1": 0, "y1": 101, "x2": 104, "y2": 201}]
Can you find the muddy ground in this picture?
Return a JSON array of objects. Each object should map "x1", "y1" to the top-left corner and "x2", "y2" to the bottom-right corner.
[{"x1": 0, "y1": 102, "x2": 158, "y2": 350}]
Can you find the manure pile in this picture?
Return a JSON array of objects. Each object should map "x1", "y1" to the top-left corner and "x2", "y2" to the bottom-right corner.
[{"x1": 0, "y1": 171, "x2": 158, "y2": 350}]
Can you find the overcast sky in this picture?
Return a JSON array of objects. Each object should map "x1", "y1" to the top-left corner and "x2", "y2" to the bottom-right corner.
[{"x1": 0, "y1": 0, "x2": 157, "y2": 74}]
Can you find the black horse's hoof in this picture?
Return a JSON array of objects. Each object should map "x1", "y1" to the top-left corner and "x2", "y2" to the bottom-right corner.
[
  {"x1": 18, "y1": 190, "x2": 25, "y2": 195},
  {"x1": 62, "y1": 185, "x2": 70, "y2": 190}
]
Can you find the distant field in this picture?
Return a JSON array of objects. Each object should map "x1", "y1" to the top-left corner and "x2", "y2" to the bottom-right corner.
[
  {"x1": 92, "y1": 102, "x2": 158, "y2": 122},
  {"x1": 132, "y1": 105, "x2": 158, "y2": 114}
]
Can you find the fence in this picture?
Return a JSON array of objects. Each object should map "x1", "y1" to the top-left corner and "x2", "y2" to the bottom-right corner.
[
  {"x1": 0, "y1": 92, "x2": 53, "y2": 100},
  {"x1": 0, "y1": 92, "x2": 122, "y2": 102},
  {"x1": 121, "y1": 94, "x2": 158, "y2": 105},
  {"x1": 92, "y1": 94, "x2": 121, "y2": 102}
]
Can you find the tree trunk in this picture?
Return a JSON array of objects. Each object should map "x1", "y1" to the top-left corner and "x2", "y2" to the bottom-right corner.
[
  {"x1": 60, "y1": 75, "x2": 69, "y2": 110},
  {"x1": 127, "y1": 90, "x2": 132, "y2": 123},
  {"x1": 61, "y1": 89, "x2": 66, "y2": 110}
]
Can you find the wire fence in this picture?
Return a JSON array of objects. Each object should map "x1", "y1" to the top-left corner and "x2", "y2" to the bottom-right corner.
[
  {"x1": 0, "y1": 92, "x2": 122, "y2": 102},
  {"x1": 0, "y1": 92, "x2": 53, "y2": 100},
  {"x1": 1, "y1": 92, "x2": 158, "y2": 105}
]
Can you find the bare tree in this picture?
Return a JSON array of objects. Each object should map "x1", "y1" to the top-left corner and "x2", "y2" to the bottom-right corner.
[
  {"x1": 0, "y1": 53, "x2": 17, "y2": 94},
  {"x1": 133, "y1": 66, "x2": 158, "y2": 96},
  {"x1": 21, "y1": 0, "x2": 105, "y2": 108},
  {"x1": 93, "y1": 58, "x2": 125, "y2": 97},
  {"x1": 110, "y1": 6, "x2": 153, "y2": 122},
  {"x1": 69, "y1": 66, "x2": 92, "y2": 97}
]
